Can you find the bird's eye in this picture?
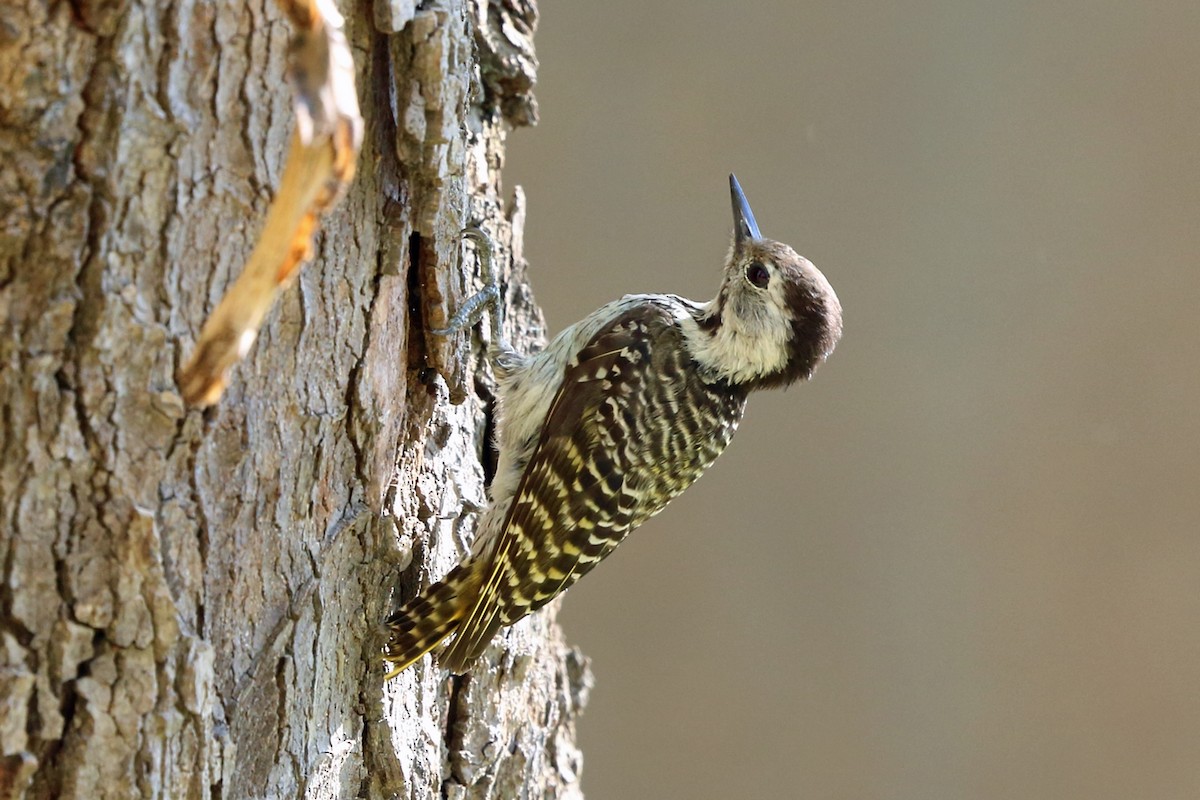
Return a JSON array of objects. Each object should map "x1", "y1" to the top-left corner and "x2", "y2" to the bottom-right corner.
[{"x1": 746, "y1": 261, "x2": 770, "y2": 289}]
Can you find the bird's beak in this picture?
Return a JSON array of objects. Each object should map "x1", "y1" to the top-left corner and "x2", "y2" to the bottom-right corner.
[{"x1": 729, "y1": 173, "x2": 762, "y2": 246}]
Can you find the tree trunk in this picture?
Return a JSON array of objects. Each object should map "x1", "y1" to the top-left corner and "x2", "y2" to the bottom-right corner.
[{"x1": 0, "y1": 1, "x2": 590, "y2": 798}]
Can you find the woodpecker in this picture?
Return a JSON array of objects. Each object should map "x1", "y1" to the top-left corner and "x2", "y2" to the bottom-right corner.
[{"x1": 384, "y1": 175, "x2": 842, "y2": 677}]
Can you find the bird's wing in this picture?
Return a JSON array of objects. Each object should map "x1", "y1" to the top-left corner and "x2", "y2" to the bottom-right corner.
[{"x1": 441, "y1": 301, "x2": 744, "y2": 671}]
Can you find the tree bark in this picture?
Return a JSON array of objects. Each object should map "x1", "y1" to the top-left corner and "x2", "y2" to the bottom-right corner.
[{"x1": 0, "y1": 1, "x2": 590, "y2": 798}]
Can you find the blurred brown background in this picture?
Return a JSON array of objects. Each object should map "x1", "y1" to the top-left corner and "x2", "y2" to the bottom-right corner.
[{"x1": 504, "y1": 2, "x2": 1200, "y2": 798}]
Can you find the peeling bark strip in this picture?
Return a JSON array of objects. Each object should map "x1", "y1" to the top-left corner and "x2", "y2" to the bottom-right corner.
[
  {"x1": 1, "y1": 0, "x2": 590, "y2": 798},
  {"x1": 178, "y1": 0, "x2": 364, "y2": 407}
]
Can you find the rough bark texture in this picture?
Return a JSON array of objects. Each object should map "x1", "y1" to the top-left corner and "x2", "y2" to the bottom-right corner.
[{"x1": 0, "y1": 1, "x2": 590, "y2": 798}]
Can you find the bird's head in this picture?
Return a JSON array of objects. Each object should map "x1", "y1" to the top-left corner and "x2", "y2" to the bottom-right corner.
[{"x1": 693, "y1": 175, "x2": 843, "y2": 389}]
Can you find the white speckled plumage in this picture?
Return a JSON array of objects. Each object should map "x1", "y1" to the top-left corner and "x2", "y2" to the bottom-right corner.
[{"x1": 384, "y1": 175, "x2": 842, "y2": 676}]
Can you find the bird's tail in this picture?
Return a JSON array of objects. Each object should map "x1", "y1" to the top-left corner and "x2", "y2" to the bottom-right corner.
[{"x1": 383, "y1": 563, "x2": 480, "y2": 678}]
